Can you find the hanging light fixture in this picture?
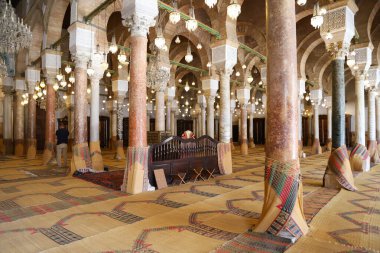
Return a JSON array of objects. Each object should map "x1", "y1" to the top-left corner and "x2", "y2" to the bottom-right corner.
[
  {"x1": 101, "y1": 53, "x2": 109, "y2": 70},
  {"x1": 184, "y1": 82, "x2": 190, "y2": 92},
  {"x1": 0, "y1": 0, "x2": 32, "y2": 54},
  {"x1": 227, "y1": 0, "x2": 241, "y2": 20},
  {"x1": 69, "y1": 73, "x2": 75, "y2": 84},
  {"x1": 242, "y1": 64, "x2": 246, "y2": 69},
  {"x1": 186, "y1": 3, "x2": 198, "y2": 32},
  {"x1": 192, "y1": 81, "x2": 195, "y2": 86},
  {"x1": 64, "y1": 64, "x2": 72, "y2": 74},
  {"x1": 175, "y1": 36, "x2": 181, "y2": 44},
  {"x1": 205, "y1": 0, "x2": 217, "y2": 8},
  {"x1": 40, "y1": 79, "x2": 46, "y2": 89},
  {"x1": 109, "y1": 35, "x2": 118, "y2": 54},
  {"x1": 63, "y1": 94, "x2": 68, "y2": 100},
  {"x1": 154, "y1": 27, "x2": 166, "y2": 50},
  {"x1": 169, "y1": 1, "x2": 181, "y2": 24},
  {"x1": 247, "y1": 75, "x2": 253, "y2": 83},
  {"x1": 106, "y1": 71, "x2": 111, "y2": 78},
  {"x1": 117, "y1": 49, "x2": 127, "y2": 64},
  {"x1": 311, "y1": 2, "x2": 324, "y2": 29},
  {"x1": 235, "y1": 71, "x2": 240, "y2": 77},
  {"x1": 196, "y1": 43, "x2": 202, "y2": 50},
  {"x1": 53, "y1": 82, "x2": 59, "y2": 91},
  {"x1": 87, "y1": 60, "x2": 95, "y2": 77},
  {"x1": 297, "y1": 0, "x2": 307, "y2": 6},
  {"x1": 185, "y1": 43, "x2": 193, "y2": 63},
  {"x1": 60, "y1": 76, "x2": 67, "y2": 87},
  {"x1": 56, "y1": 69, "x2": 63, "y2": 81}
]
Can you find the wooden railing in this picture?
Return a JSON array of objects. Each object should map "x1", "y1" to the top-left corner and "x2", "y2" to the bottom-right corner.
[{"x1": 148, "y1": 136, "x2": 219, "y2": 186}]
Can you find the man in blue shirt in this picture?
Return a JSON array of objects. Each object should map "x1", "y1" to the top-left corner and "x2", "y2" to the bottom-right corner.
[{"x1": 56, "y1": 123, "x2": 69, "y2": 167}]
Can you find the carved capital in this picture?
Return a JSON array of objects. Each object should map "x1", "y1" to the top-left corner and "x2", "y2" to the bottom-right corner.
[
  {"x1": 72, "y1": 53, "x2": 90, "y2": 69},
  {"x1": 124, "y1": 15, "x2": 156, "y2": 37}
]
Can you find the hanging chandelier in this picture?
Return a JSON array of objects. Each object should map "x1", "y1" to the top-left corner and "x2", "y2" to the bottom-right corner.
[
  {"x1": 227, "y1": 0, "x2": 241, "y2": 20},
  {"x1": 297, "y1": 0, "x2": 307, "y2": 6},
  {"x1": 205, "y1": 0, "x2": 217, "y2": 8},
  {"x1": 185, "y1": 43, "x2": 193, "y2": 63},
  {"x1": 0, "y1": 0, "x2": 32, "y2": 54},
  {"x1": 109, "y1": 35, "x2": 118, "y2": 54},
  {"x1": 311, "y1": 2, "x2": 324, "y2": 29},
  {"x1": 154, "y1": 27, "x2": 166, "y2": 50},
  {"x1": 169, "y1": 1, "x2": 181, "y2": 24},
  {"x1": 184, "y1": 82, "x2": 190, "y2": 92},
  {"x1": 175, "y1": 36, "x2": 181, "y2": 44},
  {"x1": 186, "y1": 6, "x2": 198, "y2": 32}
]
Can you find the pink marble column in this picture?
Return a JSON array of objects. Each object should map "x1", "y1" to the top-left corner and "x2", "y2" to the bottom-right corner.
[
  {"x1": 14, "y1": 90, "x2": 25, "y2": 156},
  {"x1": 42, "y1": 79, "x2": 56, "y2": 164},
  {"x1": 71, "y1": 56, "x2": 92, "y2": 172},
  {"x1": 26, "y1": 91, "x2": 37, "y2": 159},
  {"x1": 254, "y1": 0, "x2": 308, "y2": 240},
  {"x1": 129, "y1": 36, "x2": 148, "y2": 148}
]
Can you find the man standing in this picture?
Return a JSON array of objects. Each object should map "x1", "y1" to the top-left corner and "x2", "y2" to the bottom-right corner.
[{"x1": 56, "y1": 123, "x2": 69, "y2": 167}]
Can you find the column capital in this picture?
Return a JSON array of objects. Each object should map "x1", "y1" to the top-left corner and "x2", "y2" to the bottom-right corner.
[
  {"x1": 211, "y1": 41, "x2": 238, "y2": 71},
  {"x1": 310, "y1": 89, "x2": 323, "y2": 105},
  {"x1": 367, "y1": 66, "x2": 380, "y2": 90},
  {"x1": 72, "y1": 53, "x2": 90, "y2": 69},
  {"x1": 41, "y1": 49, "x2": 62, "y2": 72},
  {"x1": 121, "y1": 0, "x2": 158, "y2": 37},
  {"x1": 148, "y1": 63, "x2": 170, "y2": 92},
  {"x1": 202, "y1": 78, "x2": 219, "y2": 97}
]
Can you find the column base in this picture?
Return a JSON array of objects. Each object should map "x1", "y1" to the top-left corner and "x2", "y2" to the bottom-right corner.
[
  {"x1": 325, "y1": 139, "x2": 332, "y2": 151},
  {"x1": 26, "y1": 139, "x2": 37, "y2": 159},
  {"x1": 323, "y1": 145, "x2": 356, "y2": 191},
  {"x1": 217, "y1": 143, "x2": 233, "y2": 175},
  {"x1": 249, "y1": 138, "x2": 255, "y2": 148},
  {"x1": 121, "y1": 146, "x2": 152, "y2": 194},
  {"x1": 368, "y1": 140, "x2": 380, "y2": 163},
  {"x1": 241, "y1": 141, "x2": 248, "y2": 155},
  {"x1": 43, "y1": 142, "x2": 55, "y2": 165},
  {"x1": 349, "y1": 143, "x2": 370, "y2": 172},
  {"x1": 230, "y1": 139, "x2": 235, "y2": 150},
  {"x1": 90, "y1": 141, "x2": 104, "y2": 172},
  {"x1": 110, "y1": 137, "x2": 117, "y2": 151},
  {"x1": 114, "y1": 140, "x2": 126, "y2": 160},
  {"x1": 14, "y1": 139, "x2": 25, "y2": 156},
  {"x1": 71, "y1": 142, "x2": 92, "y2": 173},
  {"x1": 311, "y1": 139, "x2": 322, "y2": 155},
  {"x1": 254, "y1": 158, "x2": 308, "y2": 241},
  {"x1": 3, "y1": 139, "x2": 13, "y2": 155},
  {"x1": 307, "y1": 137, "x2": 313, "y2": 147}
]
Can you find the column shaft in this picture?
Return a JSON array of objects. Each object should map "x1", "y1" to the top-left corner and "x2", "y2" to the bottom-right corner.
[
  {"x1": 26, "y1": 93, "x2": 37, "y2": 159},
  {"x1": 240, "y1": 105, "x2": 248, "y2": 155},
  {"x1": 90, "y1": 77, "x2": 104, "y2": 171},
  {"x1": 219, "y1": 72, "x2": 231, "y2": 143},
  {"x1": 376, "y1": 97, "x2": 380, "y2": 142},
  {"x1": 155, "y1": 91, "x2": 165, "y2": 132},
  {"x1": 355, "y1": 74, "x2": 365, "y2": 145},
  {"x1": 129, "y1": 36, "x2": 147, "y2": 147},
  {"x1": 3, "y1": 91, "x2": 12, "y2": 154},
  {"x1": 43, "y1": 82, "x2": 56, "y2": 164},
  {"x1": 201, "y1": 106, "x2": 206, "y2": 136},
  {"x1": 14, "y1": 91, "x2": 25, "y2": 156},
  {"x1": 332, "y1": 59, "x2": 346, "y2": 148},
  {"x1": 312, "y1": 105, "x2": 321, "y2": 154},
  {"x1": 166, "y1": 101, "x2": 171, "y2": 132},
  {"x1": 170, "y1": 111, "x2": 175, "y2": 135},
  {"x1": 249, "y1": 113, "x2": 255, "y2": 148},
  {"x1": 255, "y1": 0, "x2": 308, "y2": 238},
  {"x1": 206, "y1": 96, "x2": 215, "y2": 138}
]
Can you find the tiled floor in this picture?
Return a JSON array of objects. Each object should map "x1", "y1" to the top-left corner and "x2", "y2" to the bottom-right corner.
[{"x1": 0, "y1": 147, "x2": 378, "y2": 252}]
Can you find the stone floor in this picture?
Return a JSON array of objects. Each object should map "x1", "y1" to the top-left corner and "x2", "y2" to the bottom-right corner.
[{"x1": 0, "y1": 147, "x2": 378, "y2": 252}]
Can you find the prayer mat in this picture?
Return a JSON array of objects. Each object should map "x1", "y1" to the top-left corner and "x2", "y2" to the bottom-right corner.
[{"x1": 73, "y1": 170, "x2": 125, "y2": 191}]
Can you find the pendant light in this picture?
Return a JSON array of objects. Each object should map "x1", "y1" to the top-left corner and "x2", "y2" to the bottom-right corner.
[
  {"x1": 186, "y1": 1, "x2": 198, "y2": 32},
  {"x1": 227, "y1": 0, "x2": 241, "y2": 20},
  {"x1": 185, "y1": 42, "x2": 193, "y2": 63},
  {"x1": 205, "y1": 0, "x2": 217, "y2": 8}
]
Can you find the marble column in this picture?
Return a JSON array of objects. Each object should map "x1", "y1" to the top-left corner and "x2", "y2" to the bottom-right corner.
[
  {"x1": 66, "y1": 95, "x2": 75, "y2": 152},
  {"x1": 166, "y1": 100, "x2": 171, "y2": 132},
  {"x1": 206, "y1": 96, "x2": 215, "y2": 138},
  {"x1": 240, "y1": 105, "x2": 248, "y2": 155},
  {"x1": 155, "y1": 90, "x2": 165, "y2": 132},
  {"x1": 249, "y1": 110, "x2": 255, "y2": 148},
  {"x1": 115, "y1": 95, "x2": 126, "y2": 160},
  {"x1": 355, "y1": 73, "x2": 366, "y2": 145},
  {"x1": 121, "y1": 2, "x2": 157, "y2": 194},
  {"x1": 367, "y1": 89, "x2": 379, "y2": 162},
  {"x1": 111, "y1": 107, "x2": 117, "y2": 149},
  {"x1": 71, "y1": 55, "x2": 92, "y2": 172},
  {"x1": 230, "y1": 99, "x2": 236, "y2": 149},
  {"x1": 298, "y1": 101, "x2": 304, "y2": 157},
  {"x1": 0, "y1": 91, "x2": 3, "y2": 155},
  {"x1": 326, "y1": 106, "x2": 332, "y2": 150},
  {"x1": 89, "y1": 71, "x2": 104, "y2": 171},
  {"x1": 197, "y1": 110, "x2": 201, "y2": 137},
  {"x1": 2, "y1": 85, "x2": 13, "y2": 155},
  {"x1": 311, "y1": 104, "x2": 322, "y2": 154},
  {"x1": 215, "y1": 70, "x2": 231, "y2": 144},
  {"x1": 192, "y1": 116, "x2": 197, "y2": 134},
  {"x1": 42, "y1": 77, "x2": 56, "y2": 164},
  {"x1": 26, "y1": 83, "x2": 37, "y2": 159},
  {"x1": 14, "y1": 89, "x2": 25, "y2": 156},
  {"x1": 254, "y1": 0, "x2": 308, "y2": 239},
  {"x1": 171, "y1": 108, "x2": 176, "y2": 136},
  {"x1": 376, "y1": 96, "x2": 380, "y2": 144}
]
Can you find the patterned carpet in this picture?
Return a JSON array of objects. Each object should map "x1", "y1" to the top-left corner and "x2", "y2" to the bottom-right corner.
[{"x1": 0, "y1": 147, "x2": 378, "y2": 252}]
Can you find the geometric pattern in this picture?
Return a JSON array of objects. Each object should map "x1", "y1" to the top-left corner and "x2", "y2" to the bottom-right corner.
[{"x1": 39, "y1": 225, "x2": 83, "y2": 245}]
